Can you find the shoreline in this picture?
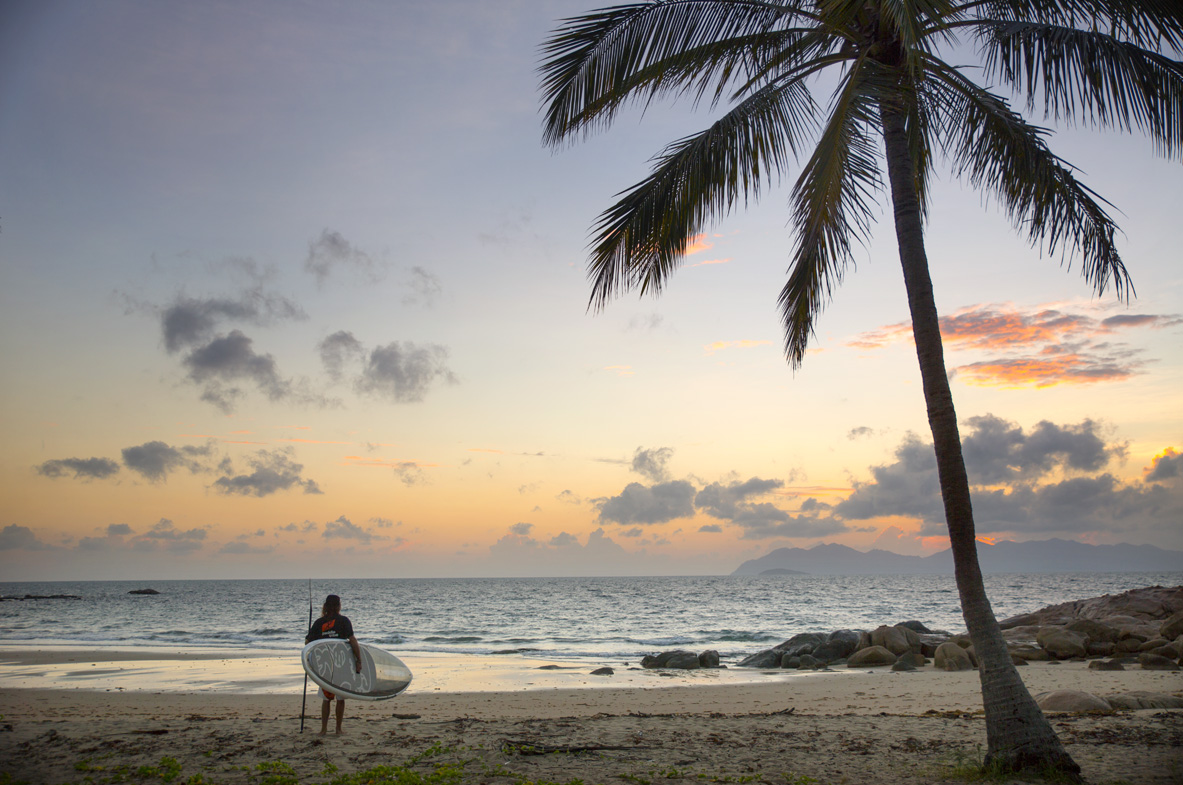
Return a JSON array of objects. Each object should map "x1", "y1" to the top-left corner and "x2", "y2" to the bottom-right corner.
[
  {"x1": 0, "y1": 644, "x2": 853, "y2": 695},
  {"x1": 2, "y1": 656, "x2": 1180, "y2": 784},
  {"x1": 2, "y1": 644, "x2": 1180, "y2": 712}
]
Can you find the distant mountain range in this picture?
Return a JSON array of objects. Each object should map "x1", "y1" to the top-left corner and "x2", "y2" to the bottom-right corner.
[{"x1": 731, "y1": 538, "x2": 1183, "y2": 576}]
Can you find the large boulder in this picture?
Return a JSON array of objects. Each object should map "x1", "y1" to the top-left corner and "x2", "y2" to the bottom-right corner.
[
  {"x1": 665, "y1": 651, "x2": 702, "y2": 669},
  {"x1": 737, "y1": 649, "x2": 781, "y2": 668},
  {"x1": 1009, "y1": 645, "x2": 1049, "y2": 662},
  {"x1": 642, "y1": 650, "x2": 700, "y2": 669},
  {"x1": 698, "y1": 650, "x2": 720, "y2": 668},
  {"x1": 870, "y1": 625, "x2": 910, "y2": 656},
  {"x1": 934, "y1": 642, "x2": 974, "y2": 671},
  {"x1": 847, "y1": 645, "x2": 896, "y2": 667},
  {"x1": 774, "y1": 632, "x2": 826, "y2": 657},
  {"x1": 1035, "y1": 690, "x2": 1111, "y2": 713},
  {"x1": 1088, "y1": 659, "x2": 1125, "y2": 671},
  {"x1": 1138, "y1": 638, "x2": 1169, "y2": 652},
  {"x1": 797, "y1": 654, "x2": 822, "y2": 670},
  {"x1": 1115, "y1": 637, "x2": 1146, "y2": 653},
  {"x1": 1066, "y1": 619, "x2": 1121, "y2": 644},
  {"x1": 1086, "y1": 641, "x2": 1116, "y2": 657},
  {"x1": 897, "y1": 620, "x2": 934, "y2": 634},
  {"x1": 813, "y1": 629, "x2": 861, "y2": 662},
  {"x1": 1036, "y1": 627, "x2": 1088, "y2": 659},
  {"x1": 896, "y1": 652, "x2": 927, "y2": 668},
  {"x1": 1106, "y1": 691, "x2": 1183, "y2": 710},
  {"x1": 1138, "y1": 653, "x2": 1181, "y2": 671},
  {"x1": 1160, "y1": 611, "x2": 1183, "y2": 641}
]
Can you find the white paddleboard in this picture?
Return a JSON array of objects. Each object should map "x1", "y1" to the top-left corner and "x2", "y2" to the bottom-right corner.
[{"x1": 301, "y1": 639, "x2": 412, "y2": 701}]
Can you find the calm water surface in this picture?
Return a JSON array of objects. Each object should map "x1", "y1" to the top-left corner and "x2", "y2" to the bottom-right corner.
[{"x1": 1, "y1": 573, "x2": 1178, "y2": 666}]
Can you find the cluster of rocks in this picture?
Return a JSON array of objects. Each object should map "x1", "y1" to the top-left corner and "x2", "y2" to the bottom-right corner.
[
  {"x1": 640, "y1": 650, "x2": 722, "y2": 670},
  {"x1": 0, "y1": 594, "x2": 82, "y2": 601},
  {"x1": 638, "y1": 585, "x2": 1183, "y2": 673}
]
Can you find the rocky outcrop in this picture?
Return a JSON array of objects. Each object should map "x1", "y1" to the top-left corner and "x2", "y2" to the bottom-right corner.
[
  {"x1": 999, "y1": 585, "x2": 1183, "y2": 631},
  {"x1": 730, "y1": 585, "x2": 1181, "y2": 672},
  {"x1": 642, "y1": 649, "x2": 723, "y2": 669},
  {"x1": 128, "y1": 588, "x2": 161, "y2": 595}
]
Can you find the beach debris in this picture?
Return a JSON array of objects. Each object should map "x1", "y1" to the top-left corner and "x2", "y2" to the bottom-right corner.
[
  {"x1": 501, "y1": 737, "x2": 653, "y2": 755},
  {"x1": 391, "y1": 713, "x2": 421, "y2": 719}
]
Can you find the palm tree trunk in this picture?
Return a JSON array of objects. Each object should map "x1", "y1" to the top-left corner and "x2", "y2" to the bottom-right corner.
[{"x1": 878, "y1": 103, "x2": 1081, "y2": 779}]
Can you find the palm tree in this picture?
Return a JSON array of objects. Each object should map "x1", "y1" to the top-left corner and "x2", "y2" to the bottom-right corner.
[{"x1": 540, "y1": 0, "x2": 1181, "y2": 777}]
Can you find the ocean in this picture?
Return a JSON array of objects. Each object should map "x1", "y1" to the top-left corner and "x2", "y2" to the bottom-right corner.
[{"x1": 3, "y1": 572, "x2": 1179, "y2": 668}]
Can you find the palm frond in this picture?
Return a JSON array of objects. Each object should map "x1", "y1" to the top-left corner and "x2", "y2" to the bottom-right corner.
[
  {"x1": 779, "y1": 63, "x2": 885, "y2": 367},
  {"x1": 926, "y1": 59, "x2": 1133, "y2": 299},
  {"x1": 540, "y1": 0, "x2": 808, "y2": 146},
  {"x1": 877, "y1": 0, "x2": 960, "y2": 52},
  {"x1": 587, "y1": 78, "x2": 818, "y2": 310},
  {"x1": 978, "y1": 20, "x2": 1183, "y2": 156},
  {"x1": 975, "y1": 0, "x2": 1183, "y2": 50}
]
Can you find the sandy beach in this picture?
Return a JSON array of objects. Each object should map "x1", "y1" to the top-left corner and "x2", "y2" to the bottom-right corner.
[{"x1": 1, "y1": 647, "x2": 1180, "y2": 784}]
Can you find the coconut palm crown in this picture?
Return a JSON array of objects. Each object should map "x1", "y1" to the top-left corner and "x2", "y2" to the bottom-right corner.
[{"x1": 540, "y1": 0, "x2": 1182, "y2": 778}]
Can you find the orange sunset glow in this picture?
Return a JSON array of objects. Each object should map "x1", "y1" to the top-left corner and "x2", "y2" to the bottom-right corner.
[{"x1": 0, "y1": 1, "x2": 1179, "y2": 581}]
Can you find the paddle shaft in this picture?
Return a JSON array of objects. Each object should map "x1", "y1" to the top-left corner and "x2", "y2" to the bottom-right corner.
[{"x1": 300, "y1": 579, "x2": 312, "y2": 732}]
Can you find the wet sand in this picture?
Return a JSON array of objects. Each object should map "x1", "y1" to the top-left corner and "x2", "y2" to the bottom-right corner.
[{"x1": 1, "y1": 648, "x2": 1180, "y2": 783}]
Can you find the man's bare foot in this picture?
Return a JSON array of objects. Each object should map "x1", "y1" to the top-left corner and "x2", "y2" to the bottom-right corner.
[{"x1": 318, "y1": 729, "x2": 327, "y2": 736}]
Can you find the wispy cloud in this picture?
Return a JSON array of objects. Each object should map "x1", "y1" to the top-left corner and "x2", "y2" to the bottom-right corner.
[
  {"x1": 304, "y1": 229, "x2": 388, "y2": 287},
  {"x1": 212, "y1": 449, "x2": 322, "y2": 497},
  {"x1": 847, "y1": 302, "x2": 1179, "y2": 387},
  {"x1": 36, "y1": 457, "x2": 120, "y2": 481}
]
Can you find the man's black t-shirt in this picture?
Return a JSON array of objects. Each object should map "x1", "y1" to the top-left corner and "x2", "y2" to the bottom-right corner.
[{"x1": 305, "y1": 613, "x2": 355, "y2": 644}]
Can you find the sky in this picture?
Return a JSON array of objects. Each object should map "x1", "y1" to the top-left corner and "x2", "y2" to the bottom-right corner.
[{"x1": 1, "y1": 0, "x2": 1180, "y2": 581}]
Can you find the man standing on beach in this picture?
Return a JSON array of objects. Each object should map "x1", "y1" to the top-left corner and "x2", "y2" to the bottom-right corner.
[{"x1": 305, "y1": 594, "x2": 362, "y2": 735}]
